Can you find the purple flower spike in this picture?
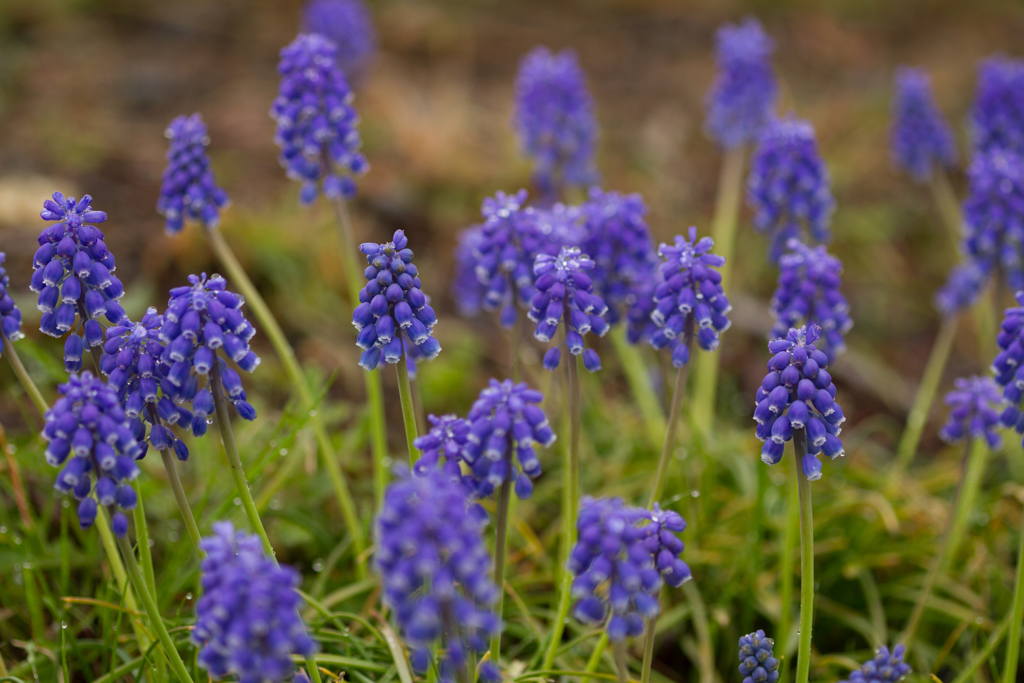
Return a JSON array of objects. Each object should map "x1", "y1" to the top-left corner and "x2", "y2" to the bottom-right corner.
[
  {"x1": 412, "y1": 413, "x2": 471, "y2": 481},
  {"x1": 738, "y1": 631, "x2": 780, "y2": 683},
  {"x1": 352, "y1": 230, "x2": 440, "y2": 371},
  {"x1": 514, "y1": 47, "x2": 599, "y2": 196},
  {"x1": 963, "y1": 148, "x2": 1024, "y2": 291},
  {"x1": 648, "y1": 227, "x2": 731, "y2": 367},
  {"x1": 271, "y1": 33, "x2": 368, "y2": 204},
  {"x1": 451, "y1": 226, "x2": 488, "y2": 318},
  {"x1": 158, "y1": 113, "x2": 231, "y2": 235},
  {"x1": 301, "y1": 0, "x2": 376, "y2": 81},
  {"x1": 44, "y1": 372, "x2": 143, "y2": 534},
  {"x1": 0, "y1": 254, "x2": 24, "y2": 348},
  {"x1": 837, "y1": 644, "x2": 911, "y2": 683},
  {"x1": 194, "y1": 522, "x2": 317, "y2": 683},
  {"x1": 461, "y1": 378, "x2": 556, "y2": 500},
  {"x1": 754, "y1": 324, "x2": 845, "y2": 479},
  {"x1": 890, "y1": 67, "x2": 957, "y2": 183},
  {"x1": 376, "y1": 468, "x2": 501, "y2": 683},
  {"x1": 939, "y1": 376, "x2": 1003, "y2": 448},
  {"x1": 989, "y1": 293, "x2": 1024, "y2": 439},
  {"x1": 640, "y1": 504, "x2": 691, "y2": 588},
  {"x1": 705, "y1": 17, "x2": 778, "y2": 149},
  {"x1": 935, "y1": 259, "x2": 989, "y2": 318},
  {"x1": 748, "y1": 117, "x2": 835, "y2": 261},
  {"x1": 32, "y1": 192, "x2": 127, "y2": 362},
  {"x1": 971, "y1": 56, "x2": 1024, "y2": 155},
  {"x1": 771, "y1": 239, "x2": 851, "y2": 361},
  {"x1": 529, "y1": 246, "x2": 609, "y2": 372}
]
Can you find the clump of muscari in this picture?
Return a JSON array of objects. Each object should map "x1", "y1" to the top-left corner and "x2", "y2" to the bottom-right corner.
[
  {"x1": 748, "y1": 117, "x2": 835, "y2": 261},
  {"x1": 704, "y1": 17, "x2": 778, "y2": 149},
  {"x1": 270, "y1": 33, "x2": 368, "y2": 204},
  {"x1": 890, "y1": 67, "x2": 957, "y2": 182},
  {"x1": 352, "y1": 229, "x2": 440, "y2": 370},
  {"x1": 771, "y1": 238, "x2": 851, "y2": 360},
  {"x1": 990, "y1": 292, "x2": 1024, "y2": 438},
  {"x1": 157, "y1": 113, "x2": 231, "y2": 234},
  {"x1": 158, "y1": 273, "x2": 260, "y2": 432},
  {"x1": 513, "y1": 47, "x2": 598, "y2": 195},
  {"x1": 45, "y1": 372, "x2": 142, "y2": 535},
  {"x1": 301, "y1": 0, "x2": 376, "y2": 80},
  {"x1": 971, "y1": 56, "x2": 1024, "y2": 155},
  {"x1": 648, "y1": 227, "x2": 731, "y2": 368},
  {"x1": 754, "y1": 324, "x2": 845, "y2": 480},
  {"x1": 194, "y1": 522, "x2": 317, "y2": 683},
  {"x1": 837, "y1": 644, "x2": 911, "y2": 683},
  {"x1": 738, "y1": 631, "x2": 780, "y2": 683},
  {"x1": 0, "y1": 253, "x2": 24, "y2": 346},
  {"x1": 529, "y1": 246, "x2": 609, "y2": 372},
  {"x1": 935, "y1": 259, "x2": 988, "y2": 317},
  {"x1": 641, "y1": 504, "x2": 691, "y2": 588},
  {"x1": 461, "y1": 378, "x2": 556, "y2": 499},
  {"x1": 962, "y1": 147, "x2": 1024, "y2": 291},
  {"x1": 938, "y1": 376, "x2": 1003, "y2": 447},
  {"x1": 412, "y1": 413, "x2": 470, "y2": 479},
  {"x1": 376, "y1": 468, "x2": 501, "y2": 683},
  {"x1": 32, "y1": 192, "x2": 127, "y2": 368}
]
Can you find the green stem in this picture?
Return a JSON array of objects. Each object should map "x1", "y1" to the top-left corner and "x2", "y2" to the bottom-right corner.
[
  {"x1": 206, "y1": 227, "x2": 366, "y2": 576},
  {"x1": 585, "y1": 634, "x2": 609, "y2": 679},
  {"x1": 952, "y1": 611, "x2": 1011, "y2": 683},
  {"x1": 894, "y1": 314, "x2": 959, "y2": 474},
  {"x1": 639, "y1": 610, "x2": 658, "y2": 683},
  {"x1": 778, "y1": 452, "x2": 799, "y2": 676},
  {"x1": 3, "y1": 334, "x2": 48, "y2": 417},
  {"x1": 691, "y1": 146, "x2": 745, "y2": 441},
  {"x1": 945, "y1": 437, "x2": 989, "y2": 573},
  {"x1": 396, "y1": 351, "x2": 419, "y2": 463},
  {"x1": 793, "y1": 429, "x2": 814, "y2": 683},
  {"x1": 683, "y1": 581, "x2": 714, "y2": 683},
  {"x1": 929, "y1": 169, "x2": 963, "y2": 246},
  {"x1": 1002, "y1": 511, "x2": 1024, "y2": 683},
  {"x1": 491, "y1": 472, "x2": 513, "y2": 662},
  {"x1": 133, "y1": 489, "x2": 157, "y2": 601},
  {"x1": 650, "y1": 320, "x2": 694, "y2": 507},
  {"x1": 411, "y1": 375, "x2": 426, "y2": 434},
  {"x1": 115, "y1": 534, "x2": 196, "y2": 683},
  {"x1": 211, "y1": 360, "x2": 275, "y2": 558},
  {"x1": 159, "y1": 447, "x2": 203, "y2": 554},
  {"x1": 608, "y1": 327, "x2": 665, "y2": 445},
  {"x1": 613, "y1": 641, "x2": 628, "y2": 683}
]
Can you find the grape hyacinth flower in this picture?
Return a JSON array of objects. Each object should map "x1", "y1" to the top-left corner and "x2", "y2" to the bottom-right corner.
[
  {"x1": 748, "y1": 117, "x2": 835, "y2": 261},
  {"x1": 989, "y1": 292, "x2": 1024, "y2": 438},
  {"x1": 529, "y1": 246, "x2": 609, "y2": 372},
  {"x1": 938, "y1": 376, "x2": 1003, "y2": 448},
  {"x1": 837, "y1": 644, "x2": 911, "y2": 683},
  {"x1": 376, "y1": 469, "x2": 502, "y2": 683},
  {"x1": 0, "y1": 253, "x2": 24, "y2": 346},
  {"x1": 971, "y1": 56, "x2": 1024, "y2": 155},
  {"x1": 704, "y1": 18, "x2": 778, "y2": 149},
  {"x1": 352, "y1": 229, "x2": 440, "y2": 370},
  {"x1": 640, "y1": 504, "x2": 691, "y2": 588},
  {"x1": 935, "y1": 259, "x2": 989, "y2": 317},
  {"x1": 738, "y1": 631, "x2": 780, "y2": 683},
  {"x1": 271, "y1": 33, "x2": 368, "y2": 204},
  {"x1": 451, "y1": 226, "x2": 488, "y2": 318},
  {"x1": 158, "y1": 273, "x2": 260, "y2": 431},
  {"x1": 301, "y1": 0, "x2": 376, "y2": 81},
  {"x1": 32, "y1": 192, "x2": 127, "y2": 368},
  {"x1": 770, "y1": 239, "x2": 852, "y2": 360},
  {"x1": 513, "y1": 47, "x2": 598, "y2": 195},
  {"x1": 194, "y1": 522, "x2": 317, "y2": 683},
  {"x1": 648, "y1": 228, "x2": 731, "y2": 368},
  {"x1": 890, "y1": 67, "x2": 957, "y2": 182},
  {"x1": 157, "y1": 114, "x2": 231, "y2": 235},
  {"x1": 44, "y1": 372, "x2": 142, "y2": 534},
  {"x1": 962, "y1": 148, "x2": 1024, "y2": 291},
  {"x1": 754, "y1": 324, "x2": 845, "y2": 480},
  {"x1": 461, "y1": 378, "x2": 556, "y2": 500},
  {"x1": 412, "y1": 413, "x2": 471, "y2": 480}
]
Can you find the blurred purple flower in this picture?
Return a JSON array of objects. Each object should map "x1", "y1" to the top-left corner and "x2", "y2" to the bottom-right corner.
[
  {"x1": 939, "y1": 376, "x2": 1003, "y2": 448},
  {"x1": 890, "y1": 67, "x2": 957, "y2": 182},
  {"x1": 301, "y1": 0, "x2": 376, "y2": 81},
  {"x1": 962, "y1": 147, "x2": 1024, "y2": 291},
  {"x1": 971, "y1": 56, "x2": 1024, "y2": 155}
]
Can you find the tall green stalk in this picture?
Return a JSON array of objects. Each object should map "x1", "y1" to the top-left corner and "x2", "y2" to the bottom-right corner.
[
  {"x1": 691, "y1": 146, "x2": 746, "y2": 440},
  {"x1": 2, "y1": 334, "x2": 48, "y2": 417},
  {"x1": 133, "y1": 490, "x2": 158, "y2": 600},
  {"x1": 207, "y1": 230, "x2": 366, "y2": 573},
  {"x1": 651, "y1": 321, "x2": 694, "y2": 505},
  {"x1": 792, "y1": 429, "x2": 814, "y2": 683},
  {"x1": 159, "y1": 447, "x2": 203, "y2": 553},
  {"x1": 777, "y1": 456, "x2": 799, "y2": 681},
  {"x1": 490, "y1": 467, "x2": 513, "y2": 661},
  {"x1": 608, "y1": 326, "x2": 665, "y2": 445},
  {"x1": 929, "y1": 169, "x2": 963, "y2": 244},
  {"x1": 1002, "y1": 519, "x2": 1024, "y2": 683},
  {"x1": 613, "y1": 641, "x2": 628, "y2": 683},
  {"x1": 395, "y1": 355, "x2": 419, "y2": 462}
]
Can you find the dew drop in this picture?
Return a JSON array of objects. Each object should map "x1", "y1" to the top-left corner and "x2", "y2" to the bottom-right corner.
[
  {"x1": 13, "y1": 536, "x2": 21, "y2": 545},
  {"x1": 206, "y1": 417, "x2": 214, "y2": 425},
  {"x1": 279, "y1": 448, "x2": 289, "y2": 457},
  {"x1": 62, "y1": 499, "x2": 70, "y2": 508},
  {"x1": 148, "y1": 538, "x2": 155, "y2": 547},
  {"x1": 312, "y1": 559, "x2": 325, "y2": 572},
  {"x1": 308, "y1": 409, "x2": 317, "y2": 417},
  {"x1": 23, "y1": 562, "x2": 33, "y2": 570},
  {"x1": 976, "y1": 616, "x2": 985, "y2": 625},
  {"x1": 382, "y1": 456, "x2": 394, "y2": 467},
  {"x1": 6, "y1": 444, "x2": 15, "y2": 454},
  {"x1": 690, "y1": 490, "x2": 700, "y2": 498},
  {"x1": 233, "y1": 497, "x2": 242, "y2": 506},
  {"x1": 269, "y1": 497, "x2": 284, "y2": 511},
  {"x1": 186, "y1": 592, "x2": 193, "y2": 601},
  {"x1": 61, "y1": 621, "x2": 68, "y2": 629},
  {"x1": 0, "y1": 526, "x2": 6, "y2": 534}
]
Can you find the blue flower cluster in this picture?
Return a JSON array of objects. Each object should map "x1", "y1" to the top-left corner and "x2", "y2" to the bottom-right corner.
[
  {"x1": 649, "y1": 228, "x2": 731, "y2": 368},
  {"x1": 738, "y1": 631, "x2": 780, "y2": 683},
  {"x1": 890, "y1": 67, "x2": 957, "y2": 182},
  {"x1": 376, "y1": 469, "x2": 501, "y2": 683},
  {"x1": 157, "y1": 114, "x2": 231, "y2": 234},
  {"x1": 0, "y1": 253, "x2": 24, "y2": 347},
  {"x1": 352, "y1": 229, "x2": 440, "y2": 370},
  {"x1": 935, "y1": 259, "x2": 988, "y2": 318},
  {"x1": 513, "y1": 47, "x2": 598, "y2": 195},
  {"x1": 158, "y1": 274, "x2": 260, "y2": 426},
  {"x1": 301, "y1": 0, "x2": 376, "y2": 81},
  {"x1": 771, "y1": 239, "x2": 851, "y2": 361},
  {"x1": 837, "y1": 644, "x2": 911, "y2": 683},
  {"x1": 962, "y1": 148, "x2": 1024, "y2": 291},
  {"x1": 32, "y1": 193, "x2": 127, "y2": 364},
  {"x1": 194, "y1": 522, "x2": 317, "y2": 683},
  {"x1": 748, "y1": 117, "x2": 835, "y2": 261},
  {"x1": 971, "y1": 56, "x2": 1024, "y2": 155},
  {"x1": 991, "y1": 293, "x2": 1024, "y2": 439},
  {"x1": 45, "y1": 372, "x2": 142, "y2": 535},
  {"x1": 939, "y1": 376, "x2": 1003, "y2": 448},
  {"x1": 451, "y1": 226, "x2": 487, "y2": 318},
  {"x1": 271, "y1": 33, "x2": 368, "y2": 204},
  {"x1": 704, "y1": 18, "x2": 778, "y2": 149},
  {"x1": 570, "y1": 498, "x2": 689, "y2": 641},
  {"x1": 412, "y1": 413, "x2": 470, "y2": 479},
  {"x1": 754, "y1": 325, "x2": 845, "y2": 480},
  {"x1": 530, "y1": 246, "x2": 609, "y2": 372}
]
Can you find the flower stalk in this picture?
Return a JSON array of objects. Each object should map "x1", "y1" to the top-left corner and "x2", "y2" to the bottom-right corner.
[
  {"x1": 396, "y1": 352, "x2": 419, "y2": 462},
  {"x1": 792, "y1": 427, "x2": 815, "y2": 683}
]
